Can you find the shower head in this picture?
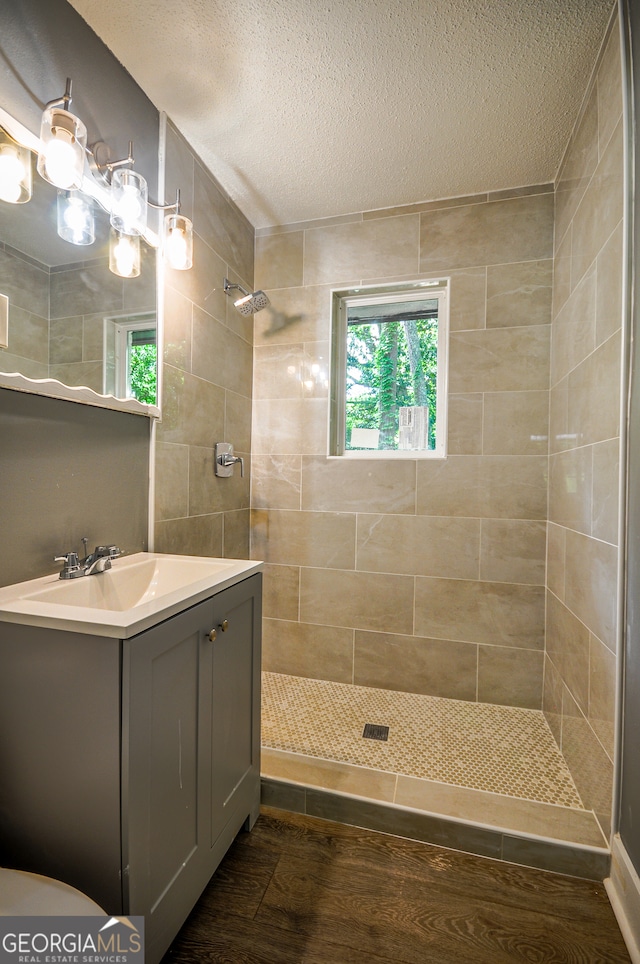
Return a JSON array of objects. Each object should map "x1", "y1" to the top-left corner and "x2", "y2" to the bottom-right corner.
[{"x1": 223, "y1": 277, "x2": 270, "y2": 315}]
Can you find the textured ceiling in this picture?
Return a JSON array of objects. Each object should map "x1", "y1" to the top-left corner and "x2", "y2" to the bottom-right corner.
[{"x1": 66, "y1": 0, "x2": 614, "y2": 229}]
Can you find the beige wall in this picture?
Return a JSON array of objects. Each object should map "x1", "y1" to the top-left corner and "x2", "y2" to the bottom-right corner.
[
  {"x1": 154, "y1": 119, "x2": 255, "y2": 558},
  {"x1": 252, "y1": 186, "x2": 554, "y2": 710},
  {"x1": 545, "y1": 16, "x2": 623, "y2": 839}
]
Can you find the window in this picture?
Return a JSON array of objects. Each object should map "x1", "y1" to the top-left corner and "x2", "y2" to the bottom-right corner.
[
  {"x1": 329, "y1": 280, "x2": 449, "y2": 458},
  {"x1": 104, "y1": 312, "x2": 157, "y2": 405}
]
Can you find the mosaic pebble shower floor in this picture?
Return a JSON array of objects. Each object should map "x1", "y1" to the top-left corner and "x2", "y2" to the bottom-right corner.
[{"x1": 261, "y1": 673, "x2": 581, "y2": 807}]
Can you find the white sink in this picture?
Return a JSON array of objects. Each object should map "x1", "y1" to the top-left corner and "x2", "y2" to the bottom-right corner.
[{"x1": 0, "y1": 552, "x2": 263, "y2": 637}]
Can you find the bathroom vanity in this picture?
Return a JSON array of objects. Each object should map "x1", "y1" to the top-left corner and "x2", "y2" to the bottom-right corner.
[{"x1": 0, "y1": 553, "x2": 262, "y2": 964}]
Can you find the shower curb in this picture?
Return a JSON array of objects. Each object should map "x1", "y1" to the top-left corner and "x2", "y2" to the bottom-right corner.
[{"x1": 261, "y1": 776, "x2": 611, "y2": 882}]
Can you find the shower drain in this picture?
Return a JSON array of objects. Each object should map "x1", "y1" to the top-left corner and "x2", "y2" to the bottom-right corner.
[{"x1": 362, "y1": 723, "x2": 389, "y2": 741}]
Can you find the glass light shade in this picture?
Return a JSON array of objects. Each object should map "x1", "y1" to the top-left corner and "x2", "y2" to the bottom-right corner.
[
  {"x1": 57, "y1": 191, "x2": 95, "y2": 245},
  {"x1": 37, "y1": 107, "x2": 87, "y2": 190},
  {"x1": 110, "y1": 169, "x2": 148, "y2": 236},
  {"x1": 164, "y1": 213, "x2": 193, "y2": 270},
  {"x1": 109, "y1": 228, "x2": 140, "y2": 278},
  {"x1": 0, "y1": 130, "x2": 32, "y2": 204}
]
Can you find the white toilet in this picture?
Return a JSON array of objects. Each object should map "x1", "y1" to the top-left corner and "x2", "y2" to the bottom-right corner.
[{"x1": 0, "y1": 868, "x2": 104, "y2": 915}]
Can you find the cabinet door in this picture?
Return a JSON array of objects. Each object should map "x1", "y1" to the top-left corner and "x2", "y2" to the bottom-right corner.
[
  {"x1": 204, "y1": 574, "x2": 262, "y2": 848},
  {"x1": 122, "y1": 599, "x2": 212, "y2": 960}
]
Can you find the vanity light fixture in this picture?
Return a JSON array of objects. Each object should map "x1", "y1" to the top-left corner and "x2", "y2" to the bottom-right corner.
[
  {"x1": 57, "y1": 190, "x2": 95, "y2": 245},
  {"x1": 0, "y1": 127, "x2": 32, "y2": 203},
  {"x1": 37, "y1": 78, "x2": 87, "y2": 190},
  {"x1": 109, "y1": 228, "x2": 140, "y2": 278}
]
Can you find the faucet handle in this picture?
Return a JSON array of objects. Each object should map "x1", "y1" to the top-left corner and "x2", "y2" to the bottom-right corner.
[{"x1": 54, "y1": 551, "x2": 84, "y2": 580}]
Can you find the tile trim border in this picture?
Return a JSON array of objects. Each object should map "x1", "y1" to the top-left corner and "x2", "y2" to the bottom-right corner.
[{"x1": 261, "y1": 777, "x2": 610, "y2": 881}]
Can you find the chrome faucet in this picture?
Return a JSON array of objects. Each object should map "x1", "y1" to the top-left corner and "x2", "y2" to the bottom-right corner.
[{"x1": 55, "y1": 540, "x2": 122, "y2": 579}]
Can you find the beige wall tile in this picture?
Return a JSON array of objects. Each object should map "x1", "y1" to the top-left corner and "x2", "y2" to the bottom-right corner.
[
  {"x1": 301, "y1": 456, "x2": 416, "y2": 513},
  {"x1": 167, "y1": 231, "x2": 228, "y2": 315},
  {"x1": 354, "y1": 632, "x2": 477, "y2": 700},
  {"x1": 561, "y1": 689, "x2": 613, "y2": 839},
  {"x1": 449, "y1": 325, "x2": 550, "y2": 393},
  {"x1": 448, "y1": 266, "x2": 487, "y2": 331},
  {"x1": 155, "y1": 441, "x2": 189, "y2": 521},
  {"x1": 416, "y1": 455, "x2": 548, "y2": 520},
  {"x1": 589, "y1": 633, "x2": 616, "y2": 762},
  {"x1": 567, "y1": 330, "x2": 621, "y2": 448},
  {"x1": 260, "y1": 563, "x2": 300, "y2": 621},
  {"x1": 552, "y1": 226, "x2": 572, "y2": 321},
  {"x1": 483, "y1": 391, "x2": 549, "y2": 456},
  {"x1": 154, "y1": 513, "x2": 223, "y2": 556},
  {"x1": 356, "y1": 514, "x2": 480, "y2": 579},
  {"x1": 192, "y1": 305, "x2": 253, "y2": 392},
  {"x1": 189, "y1": 444, "x2": 250, "y2": 515},
  {"x1": 480, "y1": 520, "x2": 546, "y2": 585},
  {"x1": 447, "y1": 393, "x2": 483, "y2": 455},
  {"x1": 252, "y1": 509, "x2": 356, "y2": 569},
  {"x1": 570, "y1": 118, "x2": 624, "y2": 288},
  {"x1": 253, "y1": 284, "x2": 332, "y2": 347},
  {"x1": 157, "y1": 366, "x2": 225, "y2": 447},
  {"x1": 555, "y1": 84, "x2": 599, "y2": 248},
  {"x1": 49, "y1": 317, "x2": 82, "y2": 364},
  {"x1": 262, "y1": 617, "x2": 354, "y2": 682},
  {"x1": 225, "y1": 389, "x2": 253, "y2": 453},
  {"x1": 223, "y1": 508, "x2": 251, "y2": 558},
  {"x1": 251, "y1": 454, "x2": 301, "y2": 510},
  {"x1": 304, "y1": 215, "x2": 420, "y2": 286},
  {"x1": 546, "y1": 524, "x2": 566, "y2": 602},
  {"x1": 419, "y1": 194, "x2": 553, "y2": 272},
  {"x1": 6, "y1": 305, "x2": 48, "y2": 365},
  {"x1": 596, "y1": 220, "x2": 623, "y2": 347},
  {"x1": 543, "y1": 655, "x2": 563, "y2": 746},
  {"x1": 551, "y1": 264, "x2": 596, "y2": 387},
  {"x1": 592, "y1": 438, "x2": 620, "y2": 545},
  {"x1": 300, "y1": 568, "x2": 414, "y2": 634},
  {"x1": 253, "y1": 341, "x2": 329, "y2": 400},
  {"x1": 549, "y1": 375, "x2": 569, "y2": 455},
  {"x1": 194, "y1": 160, "x2": 254, "y2": 285},
  {"x1": 415, "y1": 577, "x2": 545, "y2": 649},
  {"x1": 546, "y1": 591, "x2": 590, "y2": 715},
  {"x1": 486, "y1": 260, "x2": 553, "y2": 329},
  {"x1": 564, "y1": 528, "x2": 618, "y2": 652},
  {"x1": 255, "y1": 231, "x2": 304, "y2": 290},
  {"x1": 477, "y1": 645, "x2": 543, "y2": 709},
  {"x1": 548, "y1": 447, "x2": 592, "y2": 535},
  {"x1": 252, "y1": 397, "x2": 328, "y2": 455},
  {"x1": 163, "y1": 284, "x2": 192, "y2": 372}
]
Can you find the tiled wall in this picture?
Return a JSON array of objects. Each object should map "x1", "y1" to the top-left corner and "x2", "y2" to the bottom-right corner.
[
  {"x1": 252, "y1": 186, "x2": 554, "y2": 709},
  {"x1": 545, "y1": 16, "x2": 623, "y2": 839},
  {"x1": 153, "y1": 119, "x2": 255, "y2": 558},
  {"x1": 0, "y1": 244, "x2": 48, "y2": 378}
]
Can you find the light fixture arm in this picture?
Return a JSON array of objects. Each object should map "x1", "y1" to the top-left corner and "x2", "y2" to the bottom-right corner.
[
  {"x1": 148, "y1": 188, "x2": 182, "y2": 213},
  {"x1": 44, "y1": 77, "x2": 73, "y2": 113}
]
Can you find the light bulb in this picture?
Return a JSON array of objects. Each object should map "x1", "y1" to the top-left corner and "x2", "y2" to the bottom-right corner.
[
  {"x1": 0, "y1": 148, "x2": 26, "y2": 202},
  {"x1": 110, "y1": 169, "x2": 147, "y2": 235},
  {"x1": 38, "y1": 107, "x2": 86, "y2": 190},
  {"x1": 164, "y1": 213, "x2": 193, "y2": 270},
  {"x1": 109, "y1": 229, "x2": 140, "y2": 278},
  {"x1": 57, "y1": 191, "x2": 95, "y2": 245}
]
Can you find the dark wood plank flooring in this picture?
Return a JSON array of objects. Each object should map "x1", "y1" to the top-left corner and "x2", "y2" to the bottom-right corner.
[{"x1": 162, "y1": 807, "x2": 630, "y2": 964}]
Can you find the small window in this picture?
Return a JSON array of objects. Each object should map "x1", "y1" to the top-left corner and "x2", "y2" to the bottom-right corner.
[
  {"x1": 329, "y1": 280, "x2": 449, "y2": 458},
  {"x1": 104, "y1": 311, "x2": 157, "y2": 405}
]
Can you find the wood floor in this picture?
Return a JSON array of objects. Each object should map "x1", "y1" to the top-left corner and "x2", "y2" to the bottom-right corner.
[{"x1": 162, "y1": 807, "x2": 630, "y2": 964}]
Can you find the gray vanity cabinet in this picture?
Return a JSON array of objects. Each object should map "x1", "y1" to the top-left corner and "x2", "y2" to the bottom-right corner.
[
  {"x1": 0, "y1": 572, "x2": 262, "y2": 964},
  {"x1": 123, "y1": 574, "x2": 262, "y2": 963}
]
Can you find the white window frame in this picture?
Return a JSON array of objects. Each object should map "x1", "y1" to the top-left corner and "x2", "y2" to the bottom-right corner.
[
  {"x1": 329, "y1": 279, "x2": 449, "y2": 459},
  {"x1": 103, "y1": 311, "x2": 157, "y2": 402}
]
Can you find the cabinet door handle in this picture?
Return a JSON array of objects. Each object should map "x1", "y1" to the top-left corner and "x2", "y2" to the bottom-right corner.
[
  {"x1": 207, "y1": 628, "x2": 217, "y2": 642},
  {"x1": 220, "y1": 619, "x2": 229, "y2": 632}
]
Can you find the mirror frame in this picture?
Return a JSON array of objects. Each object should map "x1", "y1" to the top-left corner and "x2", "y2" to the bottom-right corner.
[{"x1": 0, "y1": 105, "x2": 161, "y2": 419}]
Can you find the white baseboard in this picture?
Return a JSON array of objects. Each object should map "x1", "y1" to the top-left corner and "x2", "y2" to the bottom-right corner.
[{"x1": 605, "y1": 834, "x2": 640, "y2": 964}]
